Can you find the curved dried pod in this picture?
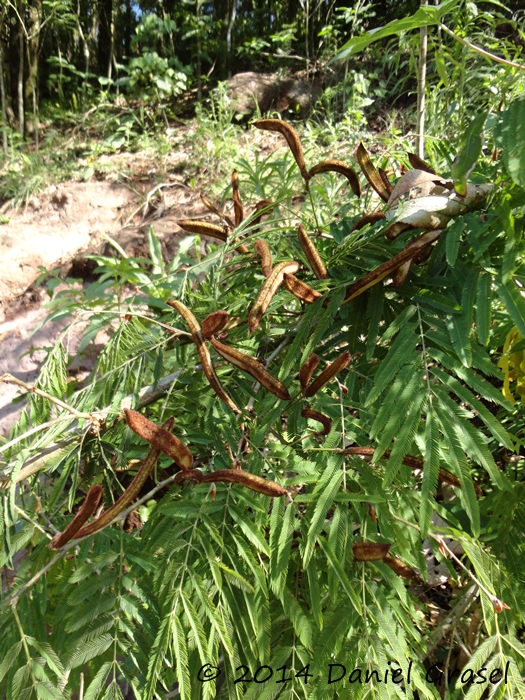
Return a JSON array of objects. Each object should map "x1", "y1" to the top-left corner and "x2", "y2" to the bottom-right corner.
[
  {"x1": 251, "y1": 199, "x2": 273, "y2": 230},
  {"x1": 378, "y1": 168, "x2": 394, "y2": 196},
  {"x1": 174, "y1": 468, "x2": 204, "y2": 485},
  {"x1": 414, "y1": 244, "x2": 433, "y2": 265},
  {"x1": 350, "y1": 212, "x2": 386, "y2": 233},
  {"x1": 167, "y1": 300, "x2": 240, "y2": 414},
  {"x1": 200, "y1": 195, "x2": 234, "y2": 228},
  {"x1": 234, "y1": 242, "x2": 251, "y2": 255},
  {"x1": 301, "y1": 409, "x2": 332, "y2": 436},
  {"x1": 384, "y1": 221, "x2": 417, "y2": 240},
  {"x1": 231, "y1": 170, "x2": 244, "y2": 227},
  {"x1": 283, "y1": 273, "x2": 323, "y2": 304},
  {"x1": 307, "y1": 159, "x2": 361, "y2": 197},
  {"x1": 202, "y1": 311, "x2": 230, "y2": 339},
  {"x1": 353, "y1": 542, "x2": 391, "y2": 561},
  {"x1": 124, "y1": 408, "x2": 193, "y2": 470},
  {"x1": 386, "y1": 169, "x2": 451, "y2": 212},
  {"x1": 303, "y1": 351, "x2": 351, "y2": 398},
  {"x1": 177, "y1": 220, "x2": 230, "y2": 242},
  {"x1": 392, "y1": 257, "x2": 416, "y2": 288},
  {"x1": 299, "y1": 353, "x2": 320, "y2": 391},
  {"x1": 210, "y1": 337, "x2": 291, "y2": 401},
  {"x1": 200, "y1": 469, "x2": 287, "y2": 497},
  {"x1": 49, "y1": 484, "x2": 104, "y2": 549},
  {"x1": 407, "y1": 152, "x2": 438, "y2": 175},
  {"x1": 342, "y1": 446, "x2": 470, "y2": 492},
  {"x1": 297, "y1": 225, "x2": 328, "y2": 280},
  {"x1": 253, "y1": 119, "x2": 308, "y2": 180},
  {"x1": 367, "y1": 502, "x2": 377, "y2": 523},
  {"x1": 74, "y1": 417, "x2": 173, "y2": 539},
  {"x1": 248, "y1": 260, "x2": 300, "y2": 332},
  {"x1": 356, "y1": 143, "x2": 391, "y2": 202},
  {"x1": 383, "y1": 552, "x2": 419, "y2": 580},
  {"x1": 254, "y1": 240, "x2": 272, "y2": 277},
  {"x1": 343, "y1": 229, "x2": 442, "y2": 304}
]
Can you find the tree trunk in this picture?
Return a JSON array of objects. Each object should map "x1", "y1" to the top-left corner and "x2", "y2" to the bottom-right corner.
[
  {"x1": 97, "y1": 0, "x2": 112, "y2": 80},
  {"x1": 196, "y1": 0, "x2": 202, "y2": 101},
  {"x1": 416, "y1": 0, "x2": 428, "y2": 158},
  {"x1": 77, "y1": 0, "x2": 90, "y2": 118},
  {"x1": 107, "y1": 0, "x2": 115, "y2": 80},
  {"x1": 25, "y1": 0, "x2": 41, "y2": 150},
  {"x1": 226, "y1": 0, "x2": 236, "y2": 78},
  {"x1": 0, "y1": 40, "x2": 8, "y2": 153},
  {"x1": 18, "y1": 26, "x2": 24, "y2": 139}
]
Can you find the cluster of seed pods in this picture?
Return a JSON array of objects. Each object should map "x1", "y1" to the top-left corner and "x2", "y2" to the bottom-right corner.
[
  {"x1": 50, "y1": 409, "x2": 287, "y2": 549},
  {"x1": 50, "y1": 121, "x2": 488, "y2": 581}
]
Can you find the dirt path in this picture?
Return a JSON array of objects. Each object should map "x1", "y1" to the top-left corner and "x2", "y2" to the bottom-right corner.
[{"x1": 0, "y1": 166, "x2": 205, "y2": 438}]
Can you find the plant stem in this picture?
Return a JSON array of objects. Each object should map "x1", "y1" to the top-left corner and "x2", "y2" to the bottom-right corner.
[
  {"x1": 0, "y1": 373, "x2": 90, "y2": 419},
  {"x1": 416, "y1": 0, "x2": 428, "y2": 159},
  {"x1": 440, "y1": 23, "x2": 525, "y2": 71}
]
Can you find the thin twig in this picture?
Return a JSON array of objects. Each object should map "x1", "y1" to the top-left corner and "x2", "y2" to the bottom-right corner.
[
  {"x1": 435, "y1": 536, "x2": 509, "y2": 611},
  {"x1": 0, "y1": 415, "x2": 74, "y2": 458},
  {"x1": 421, "y1": 585, "x2": 478, "y2": 662},
  {"x1": 1, "y1": 465, "x2": 192, "y2": 608},
  {"x1": 440, "y1": 23, "x2": 525, "y2": 71},
  {"x1": 391, "y1": 512, "x2": 510, "y2": 612},
  {"x1": 0, "y1": 369, "x2": 186, "y2": 488},
  {"x1": 0, "y1": 374, "x2": 90, "y2": 420},
  {"x1": 14, "y1": 505, "x2": 53, "y2": 539}
]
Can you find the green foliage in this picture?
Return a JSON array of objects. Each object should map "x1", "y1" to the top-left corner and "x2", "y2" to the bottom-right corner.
[
  {"x1": 1, "y1": 91, "x2": 525, "y2": 699},
  {"x1": 332, "y1": 0, "x2": 461, "y2": 61},
  {"x1": 494, "y1": 97, "x2": 525, "y2": 190}
]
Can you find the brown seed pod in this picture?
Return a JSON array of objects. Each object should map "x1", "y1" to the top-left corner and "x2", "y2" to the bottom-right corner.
[
  {"x1": 383, "y1": 552, "x2": 419, "y2": 580},
  {"x1": 297, "y1": 225, "x2": 328, "y2": 280},
  {"x1": 73, "y1": 417, "x2": 173, "y2": 539},
  {"x1": 253, "y1": 119, "x2": 308, "y2": 180},
  {"x1": 301, "y1": 409, "x2": 332, "y2": 436},
  {"x1": 202, "y1": 311, "x2": 230, "y2": 339},
  {"x1": 378, "y1": 168, "x2": 394, "y2": 196},
  {"x1": 299, "y1": 353, "x2": 320, "y2": 392},
  {"x1": 231, "y1": 170, "x2": 244, "y2": 227},
  {"x1": 307, "y1": 159, "x2": 361, "y2": 197},
  {"x1": 407, "y1": 152, "x2": 438, "y2": 175},
  {"x1": 414, "y1": 244, "x2": 433, "y2": 265},
  {"x1": 210, "y1": 337, "x2": 291, "y2": 401},
  {"x1": 124, "y1": 409, "x2": 193, "y2": 470},
  {"x1": 251, "y1": 200, "x2": 273, "y2": 230},
  {"x1": 283, "y1": 273, "x2": 323, "y2": 304},
  {"x1": 303, "y1": 351, "x2": 351, "y2": 398},
  {"x1": 248, "y1": 260, "x2": 300, "y2": 332},
  {"x1": 367, "y1": 502, "x2": 377, "y2": 523},
  {"x1": 349, "y1": 212, "x2": 386, "y2": 233},
  {"x1": 491, "y1": 597, "x2": 511, "y2": 613},
  {"x1": 343, "y1": 229, "x2": 442, "y2": 304},
  {"x1": 235, "y1": 242, "x2": 251, "y2": 255},
  {"x1": 392, "y1": 256, "x2": 416, "y2": 288},
  {"x1": 356, "y1": 143, "x2": 391, "y2": 202},
  {"x1": 342, "y1": 446, "x2": 474, "y2": 492},
  {"x1": 177, "y1": 220, "x2": 230, "y2": 242},
  {"x1": 254, "y1": 240, "x2": 272, "y2": 277},
  {"x1": 49, "y1": 484, "x2": 104, "y2": 549},
  {"x1": 200, "y1": 469, "x2": 287, "y2": 497},
  {"x1": 200, "y1": 195, "x2": 235, "y2": 228},
  {"x1": 167, "y1": 300, "x2": 240, "y2": 414},
  {"x1": 174, "y1": 468, "x2": 204, "y2": 485},
  {"x1": 353, "y1": 542, "x2": 391, "y2": 561}
]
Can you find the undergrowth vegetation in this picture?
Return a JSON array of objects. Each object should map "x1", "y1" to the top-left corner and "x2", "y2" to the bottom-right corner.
[
  {"x1": 1, "y1": 1, "x2": 525, "y2": 699},
  {"x1": 1, "y1": 97, "x2": 525, "y2": 697}
]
